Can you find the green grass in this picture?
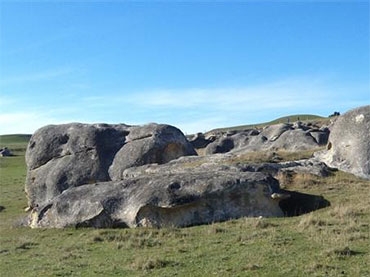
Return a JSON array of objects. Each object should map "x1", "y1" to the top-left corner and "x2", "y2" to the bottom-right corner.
[
  {"x1": 0, "y1": 134, "x2": 31, "y2": 145},
  {"x1": 1, "y1": 135, "x2": 369, "y2": 276},
  {"x1": 0, "y1": 134, "x2": 31, "y2": 154}
]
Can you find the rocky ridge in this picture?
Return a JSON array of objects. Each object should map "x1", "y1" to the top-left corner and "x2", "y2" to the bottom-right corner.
[
  {"x1": 25, "y1": 105, "x2": 369, "y2": 228},
  {"x1": 315, "y1": 105, "x2": 370, "y2": 179},
  {"x1": 188, "y1": 121, "x2": 329, "y2": 155}
]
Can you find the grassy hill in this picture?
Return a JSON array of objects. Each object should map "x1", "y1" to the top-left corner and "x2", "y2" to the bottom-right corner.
[
  {"x1": 207, "y1": 114, "x2": 328, "y2": 134},
  {"x1": 0, "y1": 119, "x2": 369, "y2": 276},
  {"x1": 0, "y1": 114, "x2": 328, "y2": 143},
  {"x1": 0, "y1": 134, "x2": 31, "y2": 154},
  {"x1": 0, "y1": 134, "x2": 31, "y2": 145}
]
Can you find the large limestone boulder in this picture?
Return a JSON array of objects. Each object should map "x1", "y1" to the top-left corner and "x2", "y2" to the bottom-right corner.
[
  {"x1": 188, "y1": 133, "x2": 215, "y2": 149},
  {"x1": 205, "y1": 122, "x2": 327, "y2": 155},
  {"x1": 260, "y1": 123, "x2": 292, "y2": 141},
  {"x1": 25, "y1": 123, "x2": 129, "y2": 208},
  {"x1": 25, "y1": 123, "x2": 196, "y2": 208},
  {"x1": 25, "y1": 121, "x2": 331, "y2": 229},
  {"x1": 317, "y1": 105, "x2": 370, "y2": 179},
  {"x1": 109, "y1": 124, "x2": 197, "y2": 181},
  {"x1": 29, "y1": 169, "x2": 284, "y2": 228},
  {"x1": 269, "y1": 129, "x2": 318, "y2": 151},
  {"x1": 204, "y1": 137, "x2": 235, "y2": 154}
]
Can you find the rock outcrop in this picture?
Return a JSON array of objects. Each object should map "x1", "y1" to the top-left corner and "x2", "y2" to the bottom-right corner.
[
  {"x1": 29, "y1": 170, "x2": 284, "y2": 228},
  {"x1": 25, "y1": 115, "x2": 338, "y2": 228},
  {"x1": 204, "y1": 122, "x2": 329, "y2": 155},
  {"x1": 109, "y1": 124, "x2": 197, "y2": 181},
  {"x1": 27, "y1": 142, "x2": 331, "y2": 228},
  {"x1": 316, "y1": 105, "x2": 370, "y2": 179},
  {"x1": 25, "y1": 123, "x2": 196, "y2": 208},
  {"x1": 188, "y1": 132, "x2": 215, "y2": 149}
]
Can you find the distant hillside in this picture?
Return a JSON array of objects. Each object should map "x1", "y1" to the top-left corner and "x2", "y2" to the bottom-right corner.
[
  {"x1": 0, "y1": 134, "x2": 31, "y2": 152},
  {"x1": 0, "y1": 114, "x2": 329, "y2": 146},
  {"x1": 207, "y1": 114, "x2": 328, "y2": 134}
]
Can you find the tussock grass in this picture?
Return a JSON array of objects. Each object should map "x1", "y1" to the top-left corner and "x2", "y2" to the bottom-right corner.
[
  {"x1": 228, "y1": 148, "x2": 324, "y2": 165},
  {"x1": 329, "y1": 204, "x2": 363, "y2": 219},
  {"x1": 277, "y1": 172, "x2": 323, "y2": 189},
  {"x1": 131, "y1": 257, "x2": 178, "y2": 271},
  {"x1": 298, "y1": 212, "x2": 327, "y2": 230}
]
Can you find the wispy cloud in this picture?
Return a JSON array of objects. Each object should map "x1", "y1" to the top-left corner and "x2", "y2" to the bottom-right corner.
[
  {"x1": 0, "y1": 96, "x2": 17, "y2": 107},
  {"x1": 1, "y1": 76, "x2": 368, "y2": 135},
  {"x1": 88, "y1": 76, "x2": 347, "y2": 112},
  {"x1": 115, "y1": 76, "x2": 367, "y2": 133},
  {"x1": 0, "y1": 112, "x2": 50, "y2": 135},
  {"x1": 0, "y1": 67, "x2": 74, "y2": 85},
  {"x1": 0, "y1": 110, "x2": 78, "y2": 135}
]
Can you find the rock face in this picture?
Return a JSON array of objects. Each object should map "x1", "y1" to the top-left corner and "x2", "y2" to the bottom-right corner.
[
  {"x1": 317, "y1": 105, "x2": 370, "y2": 179},
  {"x1": 29, "y1": 170, "x2": 284, "y2": 228},
  {"x1": 25, "y1": 118, "x2": 334, "y2": 229},
  {"x1": 204, "y1": 122, "x2": 329, "y2": 155},
  {"x1": 25, "y1": 123, "x2": 196, "y2": 208},
  {"x1": 188, "y1": 133, "x2": 215, "y2": 149},
  {"x1": 109, "y1": 124, "x2": 197, "y2": 181}
]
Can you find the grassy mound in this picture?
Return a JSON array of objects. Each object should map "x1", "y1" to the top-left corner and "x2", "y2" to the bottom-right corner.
[{"x1": 207, "y1": 114, "x2": 328, "y2": 134}]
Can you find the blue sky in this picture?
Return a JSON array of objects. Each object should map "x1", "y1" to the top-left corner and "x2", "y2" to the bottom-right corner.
[{"x1": 0, "y1": 1, "x2": 369, "y2": 135}]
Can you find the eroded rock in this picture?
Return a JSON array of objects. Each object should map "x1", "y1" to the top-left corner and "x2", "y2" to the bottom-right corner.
[
  {"x1": 109, "y1": 124, "x2": 196, "y2": 181},
  {"x1": 316, "y1": 105, "x2": 370, "y2": 179},
  {"x1": 29, "y1": 171, "x2": 284, "y2": 228},
  {"x1": 204, "y1": 122, "x2": 328, "y2": 155},
  {"x1": 25, "y1": 123, "x2": 196, "y2": 208},
  {"x1": 25, "y1": 117, "x2": 335, "y2": 229}
]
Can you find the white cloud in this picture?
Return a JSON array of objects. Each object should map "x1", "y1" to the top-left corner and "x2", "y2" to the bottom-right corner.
[
  {"x1": 0, "y1": 112, "x2": 45, "y2": 134},
  {"x1": 0, "y1": 96, "x2": 16, "y2": 107},
  {"x1": 0, "y1": 67, "x2": 74, "y2": 85},
  {"x1": 121, "y1": 76, "x2": 334, "y2": 113},
  {"x1": 0, "y1": 111, "x2": 75, "y2": 135},
  {"x1": 1, "y1": 76, "x2": 367, "y2": 135}
]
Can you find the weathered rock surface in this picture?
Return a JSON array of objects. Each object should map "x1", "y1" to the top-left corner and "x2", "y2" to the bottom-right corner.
[
  {"x1": 29, "y1": 170, "x2": 284, "y2": 228},
  {"x1": 25, "y1": 123, "x2": 129, "y2": 208},
  {"x1": 188, "y1": 132, "x2": 215, "y2": 149},
  {"x1": 204, "y1": 122, "x2": 329, "y2": 155},
  {"x1": 121, "y1": 152, "x2": 332, "y2": 179},
  {"x1": 316, "y1": 105, "x2": 370, "y2": 179},
  {"x1": 25, "y1": 117, "x2": 335, "y2": 229},
  {"x1": 25, "y1": 123, "x2": 196, "y2": 208},
  {"x1": 28, "y1": 150, "x2": 332, "y2": 228},
  {"x1": 109, "y1": 124, "x2": 196, "y2": 181}
]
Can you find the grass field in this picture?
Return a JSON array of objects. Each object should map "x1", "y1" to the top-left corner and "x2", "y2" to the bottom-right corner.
[
  {"x1": 0, "y1": 134, "x2": 31, "y2": 154},
  {"x1": 0, "y1": 135, "x2": 369, "y2": 276}
]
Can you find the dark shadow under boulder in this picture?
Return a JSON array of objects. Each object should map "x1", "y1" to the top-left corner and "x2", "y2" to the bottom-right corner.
[{"x1": 278, "y1": 189, "x2": 330, "y2": 216}]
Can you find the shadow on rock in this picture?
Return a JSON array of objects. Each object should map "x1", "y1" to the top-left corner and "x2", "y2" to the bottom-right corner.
[{"x1": 278, "y1": 189, "x2": 330, "y2": 216}]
